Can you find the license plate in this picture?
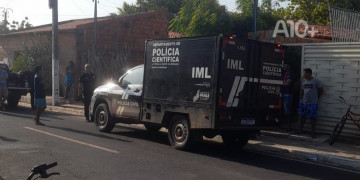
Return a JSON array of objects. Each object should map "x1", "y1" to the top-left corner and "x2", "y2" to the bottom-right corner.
[{"x1": 241, "y1": 119, "x2": 255, "y2": 125}]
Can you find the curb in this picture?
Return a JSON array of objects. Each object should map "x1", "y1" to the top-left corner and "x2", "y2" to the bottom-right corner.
[
  {"x1": 18, "y1": 102, "x2": 84, "y2": 116},
  {"x1": 244, "y1": 139, "x2": 360, "y2": 172}
]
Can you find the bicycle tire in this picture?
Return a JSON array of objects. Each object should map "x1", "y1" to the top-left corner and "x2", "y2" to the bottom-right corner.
[{"x1": 329, "y1": 115, "x2": 347, "y2": 145}]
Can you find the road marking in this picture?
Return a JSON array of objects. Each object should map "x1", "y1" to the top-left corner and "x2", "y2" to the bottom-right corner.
[{"x1": 24, "y1": 127, "x2": 119, "y2": 154}]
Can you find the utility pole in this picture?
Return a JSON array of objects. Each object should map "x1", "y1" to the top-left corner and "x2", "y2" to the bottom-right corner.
[
  {"x1": 93, "y1": 0, "x2": 98, "y2": 53},
  {"x1": 49, "y1": 0, "x2": 59, "y2": 105},
  {"x1": 0, "y1": 7, "x2": 13, "y2": 24},
  {"x1": 252, "y1": 0, "x2": 258, "y2": 39}
]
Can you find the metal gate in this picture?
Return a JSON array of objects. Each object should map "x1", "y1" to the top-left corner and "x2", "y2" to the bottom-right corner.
[
  {"x1": 301, "y1": 43, "x2": 360, "y2": 138},
  {"x1": 330, "y1": 6, "x2": 360, "y2": 42}
]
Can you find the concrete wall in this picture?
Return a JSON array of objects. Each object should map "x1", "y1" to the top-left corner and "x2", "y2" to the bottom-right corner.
[
  {"x1": 0, "y1": 33, "x2": 41, "y2": 66},
  {"x1": 58, "y1": 32, "x2": 77, "y2": 95},
  {"x1": 301, "y1": 43, "x2": 360, "y2": 138},
  {"x1": 0, "y1": 31, "x2": 77, "y2": 96}
]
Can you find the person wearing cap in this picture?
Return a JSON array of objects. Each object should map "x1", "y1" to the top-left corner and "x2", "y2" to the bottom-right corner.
[
  {"x1": 33, "y1": 65, "x2": 46, "y2": 125},
  {"x1": 0, "y1": 64, "x2": 8, "y2": 110},
  {"x1": 297, "y1": 68, "x2": 324, "y2": 138},
  {"x1": 78, "y1": 64, "x2": 96, "y2": 121}
]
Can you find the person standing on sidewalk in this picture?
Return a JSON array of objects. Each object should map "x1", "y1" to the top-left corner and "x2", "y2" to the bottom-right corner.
[
  {"x1": 33, "y1": 66, "x2": 46, "y2": 125},
  {"x1": 297, "y1": 68, "x2": 323, "y2": 138},
  {"x1": 282, "y1": 63, "x2": 294, "y2": 131},
  {"x1": 78, "y1": 64, "x2": 96, "y2": 121},
  {"x1": 0, "y1": 64, "x2": 8, "y2": 110},
  {"x1": 64, "y1": 61, "x2": 74, "y2": 101}
]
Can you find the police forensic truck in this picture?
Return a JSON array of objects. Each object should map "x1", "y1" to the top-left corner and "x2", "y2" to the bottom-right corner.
[{"x1": 89, "y1": 35, "x2": 285, "y2": 150}]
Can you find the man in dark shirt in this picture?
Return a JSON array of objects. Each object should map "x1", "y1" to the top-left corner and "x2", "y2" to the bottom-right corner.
[
  {"x1": 34, "y1": 66, "x2": 46, "y2": 125},
  {"x1": 78, "y1": 64, "x2": 96, "y2": 121}
]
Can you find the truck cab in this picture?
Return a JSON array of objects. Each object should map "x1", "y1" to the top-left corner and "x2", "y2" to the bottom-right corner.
[{"x1": 89, "y1": 65, "x2": 144, "y2": 131}]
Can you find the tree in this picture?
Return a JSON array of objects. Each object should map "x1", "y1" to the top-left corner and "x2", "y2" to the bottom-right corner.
[
  {"x1": 0, "y1": 20, "x2": 10, "y2": 34},
  {"x1": 278, "y1": 0, "x2": 360, "y2": 25},
  {"x1": 10, "y1": 17, "x2": 32, "y2": 30},
  {"x1": 236, "y1": 0, "x2": 253, "y2": 16},
  {"x1": 117, "y1": 0, "x2": 182, "y2": 20},
  {"x1": 12, "y1": 36, "x2": 52, "y2": 94},
  {"x1": 233, "y1": 0, "x2": 280, "y2": 34},
  {"x1": 0, "y1": 17, "x2": 32, "y2": 34},
  {"x1": 169, "y1": 0, "x2": 231, "y2": 37}
]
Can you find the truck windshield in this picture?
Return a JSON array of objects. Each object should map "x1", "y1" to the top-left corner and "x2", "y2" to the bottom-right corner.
[{"x1": 121, "y1": 67, "x2": 144, "y2": 86}]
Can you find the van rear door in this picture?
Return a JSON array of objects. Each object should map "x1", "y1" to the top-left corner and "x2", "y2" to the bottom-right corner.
[{"x1": 216, "y1": 38, "x2": 284, "y2": 129}]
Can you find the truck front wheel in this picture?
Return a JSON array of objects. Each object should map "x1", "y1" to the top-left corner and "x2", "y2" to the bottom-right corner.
[
  {"x1": 94, "y1": 103, "x2": 115, "y2": 132},
  {"x1": 168, "y1": 115, "x2": 192, "y2": 150},
  {"x1": 221, "y1": 133, "x2": 249, "y2": 148}
]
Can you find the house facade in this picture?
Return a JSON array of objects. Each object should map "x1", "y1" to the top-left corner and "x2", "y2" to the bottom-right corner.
[{"x1": 0, "y1": 10, "x2": 168, "y2": 98}]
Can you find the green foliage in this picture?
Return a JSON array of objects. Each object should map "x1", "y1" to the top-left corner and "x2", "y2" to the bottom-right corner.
[
  {"x1": 169, "y1": 0, "x2": 231, "y2": 37},
  {"x1": 236, "y1": 0, "x2": 254, "y2": 16},
  {"x1": 0, "y1": 17, "x2": 32, "y2": 34},
  {"x1": 278, "y1": 0, "x2": 360, "y2": 25},
  {"x1": 232, "y1": 0, "x2": 281, "y2": 34},
  {"x1": 10, "y1": 17, "x2": 32, "y2": 30},
  {"x1": 12, "y1": 36, "x2": 52, "y2": 93},
  {"x1": 117, "y1": 0, "x2": 182, "y2": 20},
  {"x1": 0, "y1": 20, "x2": 10, "y2": 34}
]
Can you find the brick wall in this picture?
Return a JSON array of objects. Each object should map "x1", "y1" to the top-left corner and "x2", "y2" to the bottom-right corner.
[{"x1": 75, "y1": 10, "x2": 168, "y2": 85}]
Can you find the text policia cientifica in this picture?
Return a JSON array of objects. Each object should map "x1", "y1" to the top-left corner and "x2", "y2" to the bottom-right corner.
[
  {"x1": 152, "y1": 47, "x2": 180, "y2": 63},
  {"x1": 262, "y1": 65, "x2": 282, "y2": 77}
]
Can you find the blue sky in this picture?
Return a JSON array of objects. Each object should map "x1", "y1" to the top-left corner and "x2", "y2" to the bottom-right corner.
[{"x1": 0, "y1": 0, "x2": 238, "y2": 26}]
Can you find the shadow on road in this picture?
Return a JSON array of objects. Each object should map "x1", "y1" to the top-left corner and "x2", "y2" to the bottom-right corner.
[
  {"x1": 0, "y1": 106, "x2": 76, "y2": 122},
  {"x1": 0, "y1": 136, "x2": 18, "y2": 142},
  {"x1": 111, "y1": 125, "x2": 360, "y2": 180},
  {"x1": 112, "y1": 126, "x2": 170, "y2": 146},
  {"x1": 2, "y1": 107, "x2": 358, "y2": 179}
]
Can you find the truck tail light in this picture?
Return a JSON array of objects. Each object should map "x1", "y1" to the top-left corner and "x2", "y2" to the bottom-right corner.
[
  {"x1": 219, "y1": 114, "x2": 229, "y2": 121},
  {"x1": 218, "y1": 96, "x2": 227, "y2": 106},
  {"x1": 269, "y1": 100, "x2": 282, "y2": 109}
]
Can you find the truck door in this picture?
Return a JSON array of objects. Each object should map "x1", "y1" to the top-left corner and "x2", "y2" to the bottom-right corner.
[
  {"x1": 115, "y1": 66, "x2": 143, "y2": 118},
  {"x1": 217, "y1": 38, "x2": 283, "y2": 128}
]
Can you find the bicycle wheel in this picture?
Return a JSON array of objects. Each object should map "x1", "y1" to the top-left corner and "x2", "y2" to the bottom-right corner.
[{"x1": 329, "y1": 115, "x2": 347, "y2": 145}]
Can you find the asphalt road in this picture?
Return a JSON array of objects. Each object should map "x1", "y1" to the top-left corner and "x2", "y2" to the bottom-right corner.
[{"x1": 0, "y1": 107, "x2": 359, "y2": 180}]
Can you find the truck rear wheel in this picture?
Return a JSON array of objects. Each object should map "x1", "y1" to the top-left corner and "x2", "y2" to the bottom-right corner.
[
  {"x1": 168, "y1": 115, "x2": 192, "y2": 150},
  {"x1": 94, "y1": 103, "x2": 115, "y2": 132},
  {"x1": 144, "y1": 123, "x2": 161, "y2": 132},
  {"x1": 222, "y1": 133, "x2": 249, "y2": 148},
  {"x1": 6, "y1": 94, "x2": 20, "y2": 108}
]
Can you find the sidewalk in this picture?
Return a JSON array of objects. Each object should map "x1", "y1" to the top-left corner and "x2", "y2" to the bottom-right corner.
[{"x1": 18, "y1": 95, "x2": 360, "y2": 172}]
